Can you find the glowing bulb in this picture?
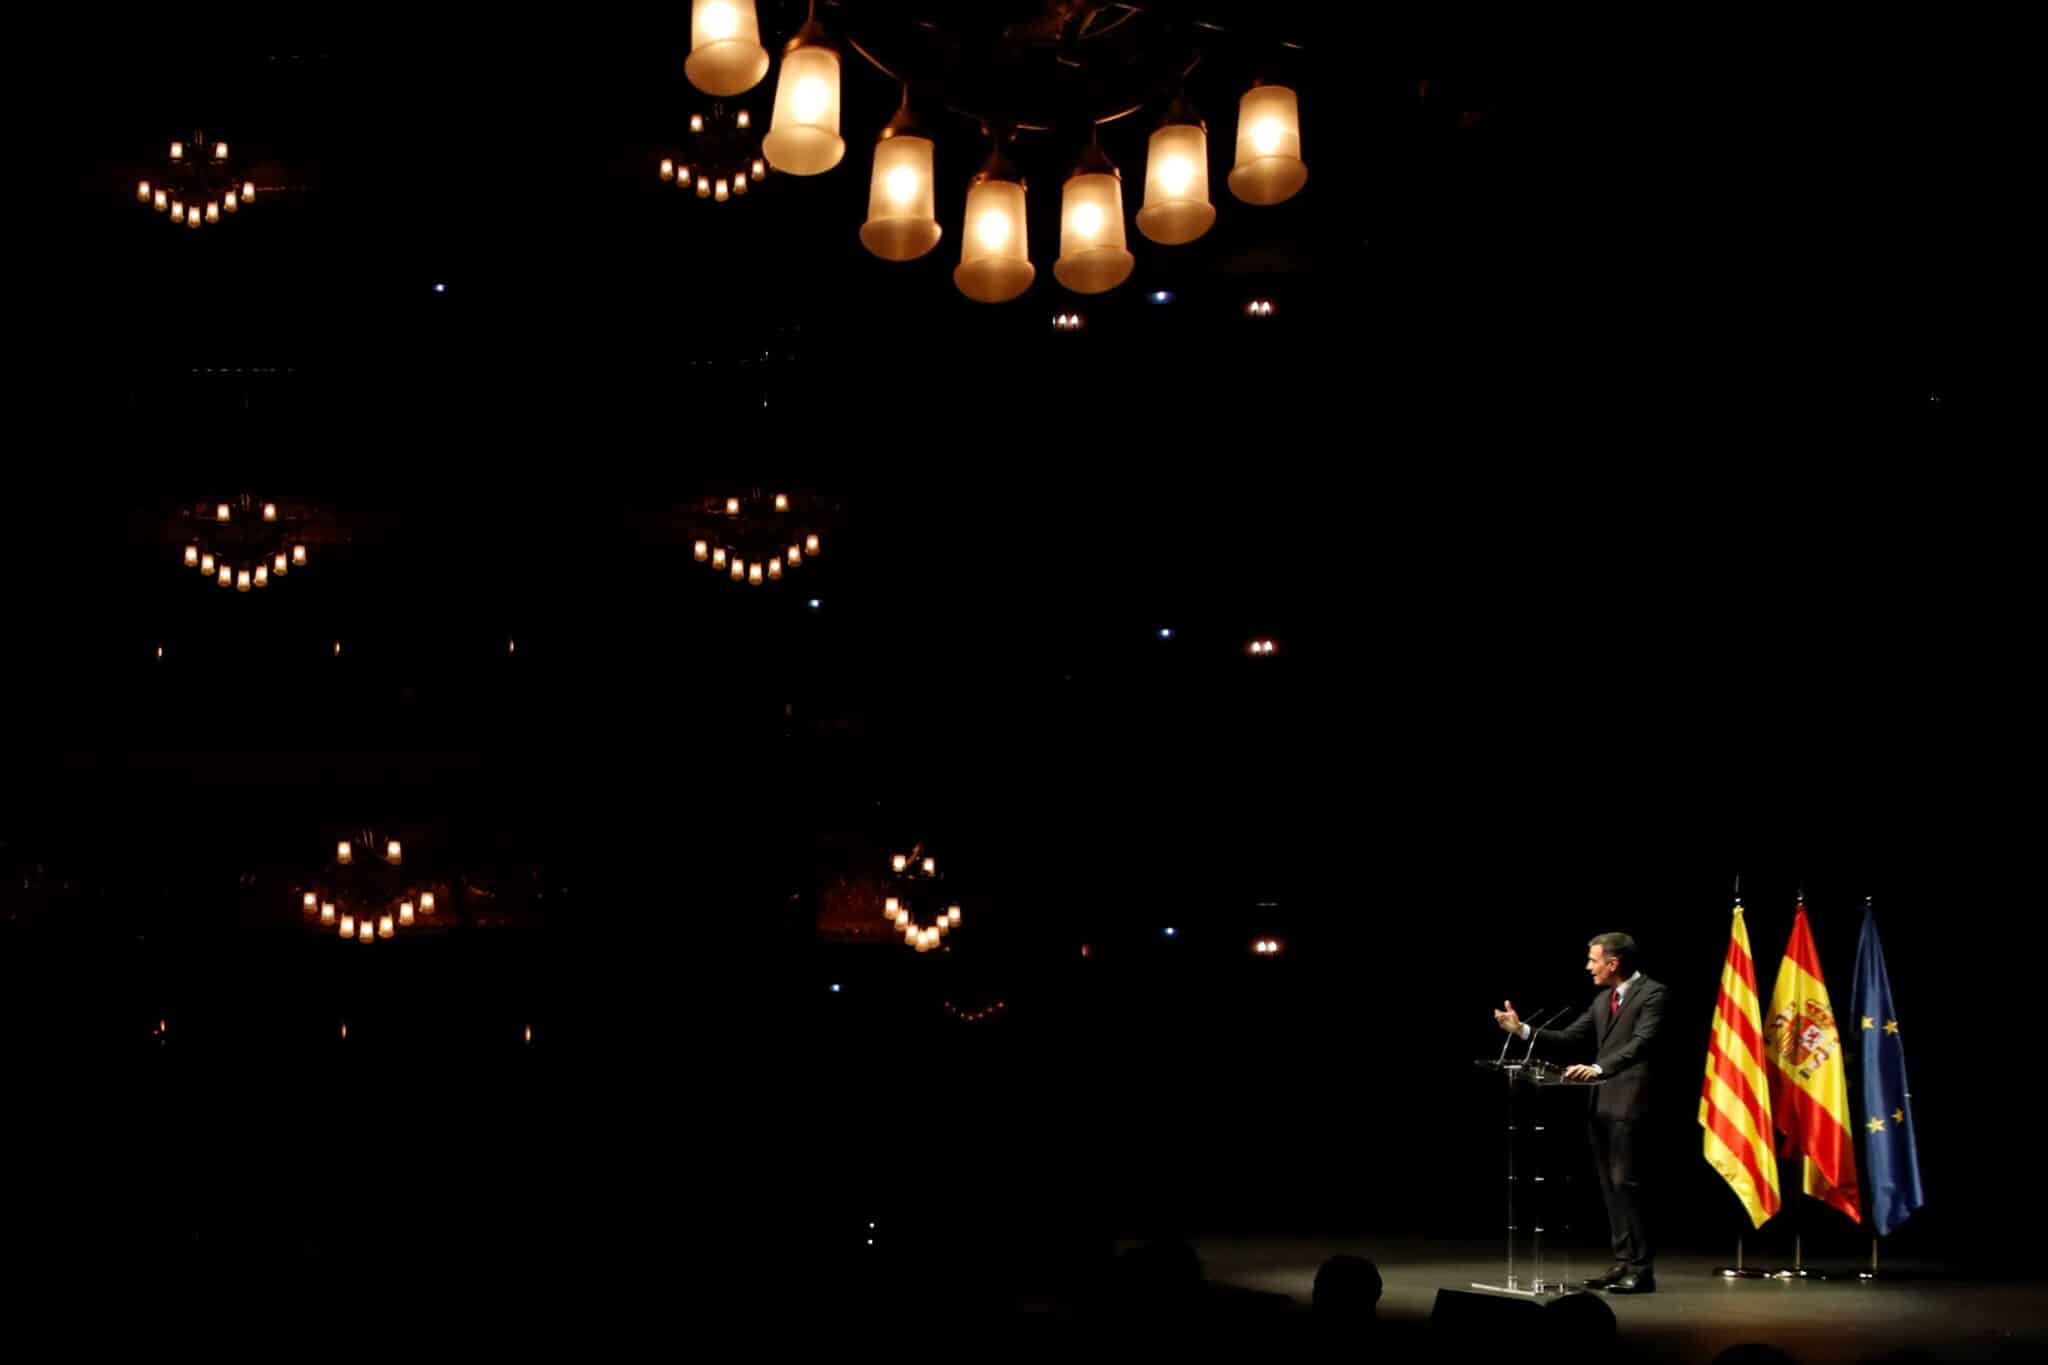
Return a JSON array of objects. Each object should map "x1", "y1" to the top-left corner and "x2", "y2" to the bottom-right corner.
[
  {"x1": 1070, "y1": 202, "x2": 1102, "y2": 237},
  {"x1": 774, "y1": 493, "x2": 789, "y2": 511},
  {"x1": 137, "y1": 180, "x2": 151, "y2": 202},
  {"x1": 339, "y1": 914, "x2": 354, "y2": 938},
  {"x1": 700, "y1": 0, "x2": 737, "y2": 39},
  {"x1": 732, "y1": 173, "x2": 747, "y2": 195},
  {"x1": 420, "y1": 892, "x2": 436, "y2": 914},
  {"x1": 792, "y1": 77, "x2": 830, "y2": 122},
  {"x1": 923, "y1": 858, "x2": 936, "y2": 875},
  {"x1": 304, "y1": 892, "x2": 318, "y2": 911},
  {"x1": 712, "y1": 547, "x2": 727, "y2": 568},
  {"x1": 892, "y1": 855, "x2": 908, "y2": 872},
  {"x1": 695, "y1": 540, "x2": 709, "y2": 561},
  {"x1": 399, "y1": 901, "x2": 414, "y2": 926},
  {"x1": 321, "y1": 902, "x2": 336, "y2": 924},
  {"x1": 730, "y1": 559, "x2": 744, "y2": 581},
  {"x1": 213, "y1": 141, "x2": 228, "y2": 160},
  {"x1": 752, "y1": 159, "x2": 765, "y2": 180},
  {"x1": 715, "y1": 178, "x2": 729, "y2": 201},
  {"x1": 787, "y1": 546, "x2": 801, "y2": 565},
  {"x1": 1159, "y1": 156, "x2": 1194, "y2": 195},
  {"x1": 242, "y1": 181, "x2": 254, "y2": 200},
  {"x1": 253, "y1": 565, "x2": 267, "y2": 587},
  {"x1": 885, "y1": 898, "x2": 900, "y2": 914},
  {"x1": 726, "y1": 497, "x2": 741, "y2": 515},
  {"x1": 767, "y1": 558, "x2": 782, "y2": 579},
  {"x1": 224, "y1": 192, "x2": 237, "y2": 212},
  {"x1": 184, "y1": 545, "x2": 198, "y2": 567},
  {"x1": 737, "y1": 109, "x2": 751, "y2": 129},
  {"x1": 169, "y1": 141, "x2": 184, "y2": 160},
  {"x1": 697, "y1": 177, "x2": 712, "y2": 198},
  {"x1": 200, "y1": 553, "x2": 215, "y2": 574},
  {"x1": 748, "y1": 562, "x2": 763, "y2": 585},
  {"x1": 217, "y1": 566, "x2": 231, "y2": 587},
  {"x1": 360, "y1": 921, "x2": 374, "y2": 943},
  {"x1": 171, "y1": 202, "x2": 185, "y2": 223},
  {"x1": 216, "y1": 504, "x2": 230, "y2": 521},
  {"x1": 292, "y1": 544, "x2": 307, "y2": 566},
  {"x1": 275, "y1": 553, "x2": 288, "y2": 575},
  {"x1": 660, "y1": 158, "x2": 675, "y2": 180},
  {"x1": 154, "y1": 190, "x2": 168, "y2": 211},
  {"x1": 690, "y1": 113, "x2": 705, "y2": 133},
  {"x1": 804, "y1": 534, "x2": 820, "y2": 556},
  {"x1": 1252, "y1": 119, "x2": 1283, "y2": 156},
  {"x1": 337, "y1": 841, "x2": 352, "y2": 864},
  {"x1": 976, "y1": 211, "x2": 1011, "y2": 249},
  {"x1": 261, "y1": 502, "x2": 277, "y2": 520},
  {"x1": 386, "y1": 840, "x2": 402, "y2": 863},
  {"x1": 883, "y1": 165, "x2": 921, "y2": 206},
  {"x1": 206, "y1": 202, "x2": 220, "y2": 223},
  {"x1": 378, "y1": 914, "x2": 394, "y2": 939}
]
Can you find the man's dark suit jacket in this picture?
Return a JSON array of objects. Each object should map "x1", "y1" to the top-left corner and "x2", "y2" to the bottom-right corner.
[{"x1": 1531, "y1": 976, "x2": 1666, "y2": 1120}]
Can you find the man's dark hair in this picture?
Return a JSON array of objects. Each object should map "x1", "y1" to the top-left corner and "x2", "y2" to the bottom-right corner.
[{"x1": 1588, "y1": 932, "x2": 1637, "y2": 971}]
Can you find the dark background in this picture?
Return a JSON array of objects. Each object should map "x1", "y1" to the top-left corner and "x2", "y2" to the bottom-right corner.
[{"x1": 2, "y1": 11, "x2": 2026, "y2": 1322}]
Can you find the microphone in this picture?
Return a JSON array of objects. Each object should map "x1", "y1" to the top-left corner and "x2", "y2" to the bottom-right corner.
[{"x1": 1518, "y1": 1005, "x2": 1571, "y2": 1061}]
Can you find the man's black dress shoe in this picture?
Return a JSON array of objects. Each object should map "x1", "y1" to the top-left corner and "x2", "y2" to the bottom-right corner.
[
  {"x1": 1581, "y1": 1266, "x2": 1628, "y2": 1289},
  {"x1": 1605, "y1": 1272, "x2": 1656, "y2": 1294}
]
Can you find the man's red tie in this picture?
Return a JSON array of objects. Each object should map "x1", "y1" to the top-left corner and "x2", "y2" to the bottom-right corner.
[{"x1": 1610, "y1": 990, "x2": 1622, "y2": 1018}]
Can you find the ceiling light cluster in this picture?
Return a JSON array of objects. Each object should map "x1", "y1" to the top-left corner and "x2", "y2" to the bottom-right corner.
[
  {"x1": 138, "y1": 131, "x2": 257, "y2": 230},
  {"x1": 883, "y1": 846, "x2": 961, "y2": 953},
  {"x1": 657, "y1": 102, "x2": 768, "y2": 202},
  {"x1": 690, "y1": 490, "x2": 823, "y2": 588},
  {"x1": 682, "y1": 1, "x2": 1307, "y2": 304},
  {"x1": 302, "y1": 832, "x2": 441, "y2": 944},
  {"x1": 179, "y1": 496, "x2": 311, "y2": 594}
]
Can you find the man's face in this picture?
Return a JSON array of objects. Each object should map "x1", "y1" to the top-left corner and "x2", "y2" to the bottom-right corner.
[{"x1": 1587, "y1": 944, "x2": 1623, "y2": 988}]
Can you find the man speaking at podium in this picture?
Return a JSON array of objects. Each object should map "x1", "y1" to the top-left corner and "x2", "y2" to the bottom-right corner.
[{"x1": 1494, "y1": 932, "x2": 1666, "y2": 1294}]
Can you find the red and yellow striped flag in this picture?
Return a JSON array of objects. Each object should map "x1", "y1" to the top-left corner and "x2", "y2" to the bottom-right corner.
[
  {"x1": 1700, "y1": 899, "x2": 1782, "y2": 1228},
  {"x1": 1764, "y1": 898, "x2": 1861, "y2": 1223}
]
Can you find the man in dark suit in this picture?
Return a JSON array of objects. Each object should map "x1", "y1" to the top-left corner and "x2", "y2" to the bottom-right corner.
[{"x1": 1494, "y1": 932, "x2": 1665, "y2": 1294}]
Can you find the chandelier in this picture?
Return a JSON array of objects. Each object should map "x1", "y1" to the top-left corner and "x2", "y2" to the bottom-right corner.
[
  {"x1": 880, "y1": 844, "x2": 961, "y2": 952},
  {"x1": 136, "y1": 131, "x2": 258, "y2": 230},
  {"x1": 177, "y1": 495, "x2": 313, "y2": 593},
  {"x1": 678, "y1": 2, "x2": 1308, "y2": 302},
  {"x1": 657, "y1": 102, "x2": 770, "y2": 202},
  {"x1": 297, "y1": 830, "x2": 443, "y2": 944},
  {"x1": 689, "y1": 489, "x2": 826, "y2": 587}
]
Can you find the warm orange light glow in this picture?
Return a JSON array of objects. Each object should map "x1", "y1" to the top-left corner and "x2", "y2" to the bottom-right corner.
[
  {"x1": 337, "y1": 841, "x2": 353, "y2": 864},
  {"x1": 712, "y1": 547, "x2": 728, "y2": 568},
  {"x1": 359, "y1": 921, "x2": 374, "y2": 943},
  {"x1": 262, "y1": 502, "x2": 277, "y2": 520},
  {"x1": 217, "y1": 566, "x2": 232, "y2": 587},
  {"x1": 224, "y1": 192, "x2": 238, "y2": 212},
  {"x1": 787, "y1": 546, "x2": 801, "y2": 566},
  {"x1": 205, "y1": 202, "x2": 220, "y2": 223},
  {"x1": 242, "y1": 181, "x2": 255, "y2": 200},
  {"x1": 321, "y1": 902, "x2": 336, "y2": 924},
  {"x1": 292, "y1": 544, "x2": 307, "y2": 566},
  {"x1": 216, "y1": 503, "x2": 231, "y2": 522},
  {"x1": 154, "y1": 190, "x2": 168, "y2": 211},
  {"x1": 400, "y1": 900, "x2": 417, "y2": 924},
  {"x1": 805, "y1": 534, "x2": 820, "y2": 556},
  {"x1": 378, "y1": 914, "x2": 394, "y2": 939},
  {"x1": 214, "y1": 141, "x2": 228, "y2": 160},
  {"x1": 747, "y1": 562, "x2": 763, "y2": 585},
  {"x1": 185, "y1": 545, "x2": 199, "y2": 567},
  {"x1": 275, "y1": 553, "x2": 288, "y2": 575},
  {"x1": 304, "y1": 892, "x2": 318, "y2": 911},
  {"x1": 170, "y1": 141, "x2": 184, "y2": 160},
  {"x1": 885, "y1": 897, "x2": 900, "y2": 914},
  {"x1": 253, "y1": 565, "x2": 268, "y2": 588},
  {"x1": 767, "y1": 558, "x2": 782, "y2": 579},
  {"x1": 386, "y1": 840, "x2": 402, "y2": 864},
  {"x1": 339, "y1": 913, "x2": 355, "y2": 937},
  {"x1": 200, "y1": 552, "x2": 214, "y2": 574},
  {"x1": 726, "y1": 497, "x2": 741, "y2": 515},
  {"x1": 691, "y1": 114, "x2": 705, "y2": 133},
  {"x1": 137, "y1": 180, "x2": 151, "y2": 202},
  {"x1": 774, "y1": 493, "x2": 789, "y2": 511},
  {"x1": 892, "y1": 855, "x2": 908, "y2": 872},
  {"x1": 660, "y1": 158, "x2": 676, "y2": 181},
  {"x1": 420, "y1": 892, "x2": 436, "y2": 914},
  {"x1": 923, "y1": 857, "x2": 936, "y2": 875}
]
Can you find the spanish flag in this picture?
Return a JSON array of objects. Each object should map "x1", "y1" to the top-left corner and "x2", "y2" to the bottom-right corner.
[
  {"x1": 1764, "y1": 898, "x2": 1861, "y2": 1222},
  {"x1": 1700, "y1": 898, "x2": 1781, "y2": 1227}
]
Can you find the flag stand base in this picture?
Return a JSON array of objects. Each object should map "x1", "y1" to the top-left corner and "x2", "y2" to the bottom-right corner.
[{"x1": 1714, "y1": 1235, "x2": 1769, "y2": 1279}]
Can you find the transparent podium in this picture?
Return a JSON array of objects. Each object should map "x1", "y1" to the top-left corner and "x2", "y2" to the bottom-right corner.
[{"x1": 1470, "y1": 1053, "x2": 1603, "y2": 1297}]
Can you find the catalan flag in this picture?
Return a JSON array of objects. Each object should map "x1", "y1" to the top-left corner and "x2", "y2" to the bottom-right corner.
[
  {"x1": 1700, "y1": 897, "x2": 1781, "y2": 1228},
  {"x1": 1852, "y1": 904, "x2": 1925, "y2": 1235},
  {"x1": 1764, "y1": 898, "x2": 1861, "y2": 1223}
]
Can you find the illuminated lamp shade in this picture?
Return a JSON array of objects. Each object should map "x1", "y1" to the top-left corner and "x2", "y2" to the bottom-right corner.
[
  {"x1": 712, "y1": 547, "x2": 727, "y2": 569},
  {"x1": 274, "y1": 553, "x2": 288, "y2": 575},
  {"x1": 137, "y1": 180, "x2": 151, "y2": 203},
  {"x1": 253, "y1": 565, "x2": 268, "y2": 587},
  {"x1": 292, "y1": 544, "x2": 307, "y2": 566},
  {"x1": 859, "y1": 96, "x2": 940, "y2": 262},
  {"x1": 224, "y1": 192, "x2": 238, "y2": 213},
  {"x1": 303, "y1": 892, "x2": 318, "y2": 912},
  {"x1": 885, "y1": 897, "x2": 900, "y2": 914},
  {"x1": 694, "y1": 540, "x2": 709, "y2": 561},
  {"x1": 762, "y1": 23, "x2": 843, "y2": 176},
  {"x1": 236, "y1": 568, "x2": 251, "y2": 592},
  {"x1": 786, "y1": 546, "x2": 801, "y2": 565},
  {"x1": 731, "y1": 172, "x2": 747, "y2": 195},
  {"x1": 767, "y1": 557, "x2": 782, "y2": 579},
  {"x1": 399, "y1": 901, "x2": 414, "y2": 926},
  {"x1": 262, "y1": 502, "x2": 277, "y2": 521},
  {"x1": 1138, "y1": 100, "x2": 1212, "y2": 244},
  {"x1": 420, "y1": 892, "x2": 436, "y2": 914},
  {"x1": 337, "y1": 841, "x2": 353, "y2": 865},
  {"x1": 804, "y1": 533, "x2": 820, "y2": 556},
  {"x1": 154, "y1": 190, "x2": 168, "y2": 212},
  {"x1": 187, "y1": 211, "x2": 201, "y2": 230},
  {"x1": 217, "y1": 566, "x2": 232, "y2": 587},
  {"x1": 339, "y1": 913, "x2": 354, "y2": 938},
  {"x1": 200, "y1": 552, "x2": 216, "y2": 574},
  {"x1": 697, "y1": 176, "x2": 712, "y2": 198},
  {"x1": 684, "y1": 0, "x2": 769, "y2": 97},
  {"x1": 1053, "y1": 140, "x2": 1134, "y2": 295},
  {"x1": 892, "y1": 855, "x2": 908, "y2": 872},
  {"x1": 205, "y1": 202, "x2": 220, "y2": 223},
  {"x1": 1228, "y1": 82, "x2": 1308, "y2": 206},
  {"x1": 359, "y1": 920, "x2": 374, "y2": 943},
  {"x1": 773, "y1": 492, "x2": 789, "y2": 511},
  {"x1": 214, "y1": 141, "x2": 228, "y2": 160},
  {"x1": 321, "y1": 901, "x2": 336, "y2": 924},
  {"x1": 730, "y1": 558, "x2": 745, "y2": 581},
  {"x1": 715, "y1": 177, "x2": 729, "y2": 202},
  {"x1": 660, "y1": 159, "x2": 675, "y2": 181},
  {"x1": 954, "y1": 143, "x2": 1032, "y2": 304},
  {"x1": 241, "y1": 181, "x2": 255, "y2": 201},
  {"x1": 748, "y1": 562, "x2": 764, "y2": 586},
  {"x1": 378, "y1": 914, "x2": 394, "y2": 939},
  {"x1": 170, "y1": 202, "x2": 185, "y2": 223},
  {"x1": 386, "y1": 840, "x2": 402, "y2": 864},
  {"x1": 184, "y1": 545, "x2": 199, "y2": 567},
  {"x1": 216, "y1": 503, "x2": 232, "y2": 522},
  {"x1": 170, "y1": 141, "x2": 184, "y2": 160}
]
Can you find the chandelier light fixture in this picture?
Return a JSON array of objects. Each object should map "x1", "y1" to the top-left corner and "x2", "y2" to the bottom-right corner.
[
  {"x1": 176, "y1": 495, "x2": 311, "y2": 594},
  {"x1": 665, "y1": 4, "x2": 1307, "y2": 302},
  {"x1": 658, "y1": 101, "x2": 769, "y2": 203},
  {"x1": 299, "y1": 829, "x2": 443, "y2": 944},
  {"x1": 881, "y1": 844, "x2": 961, "y2": 953},
  {"x1": 138, "y1": 131, "x2": 257, "y2": 230},
  {"x1": 689, "y1": 489, "x2": 825, "y2": 588}
]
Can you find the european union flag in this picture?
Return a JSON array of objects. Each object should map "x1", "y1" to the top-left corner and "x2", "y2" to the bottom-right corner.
[{"x1": 1851, "y1": 905, "x2": 1926, "y2": 1236}]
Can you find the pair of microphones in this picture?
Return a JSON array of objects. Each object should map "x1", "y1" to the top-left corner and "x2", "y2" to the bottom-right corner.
[{"x1": 1492, "y1": 1003, "x2": 1571, "y2": 1066}]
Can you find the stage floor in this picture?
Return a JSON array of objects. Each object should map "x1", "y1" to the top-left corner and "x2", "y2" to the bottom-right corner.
[{"x1": 1183, "y1": 1235, "x2": 2044, "y2": 1364}]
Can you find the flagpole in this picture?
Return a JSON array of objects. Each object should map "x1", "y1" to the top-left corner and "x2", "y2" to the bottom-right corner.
[
  {"x1": 1852, "y1": 894, "x2": 1903, "y2": 1284},
  {"x1": 1713, "y1": 874, "x2": 1769, "y2": 1279}
]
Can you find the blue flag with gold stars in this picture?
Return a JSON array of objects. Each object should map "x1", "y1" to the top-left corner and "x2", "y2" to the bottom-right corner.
[{"x1": 1852, "y1": 905, "x2": 1926, "y2": 1236}]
